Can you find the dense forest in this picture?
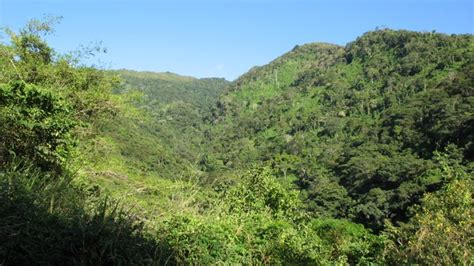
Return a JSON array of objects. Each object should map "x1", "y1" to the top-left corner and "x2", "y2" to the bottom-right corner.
[{"x1": 0, "y1": 19, "x2": 472, "y2": 265}]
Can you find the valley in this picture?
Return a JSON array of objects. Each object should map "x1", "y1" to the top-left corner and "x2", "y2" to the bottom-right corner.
[{"x1": 0, "y1": 20, "x2": 472, "y2": 264}]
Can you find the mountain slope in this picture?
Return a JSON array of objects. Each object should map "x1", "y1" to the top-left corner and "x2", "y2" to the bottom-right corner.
[
  {"x1": 112, "y1": 69, "x2": 228, "y2": 108},
  {"x1": 77, "y1": 70, "x2": 230, "y2": 216},
  {"x1": 206, "y1": 29, "x2": 473, "y2": 230},
  {"x1": 1, "y1": 21, "x2": 472, "y2": 265}
]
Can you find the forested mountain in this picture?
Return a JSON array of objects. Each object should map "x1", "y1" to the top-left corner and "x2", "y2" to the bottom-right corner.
[
  {"x1": 76, "y1": 69, "x2": 229, "y2": 217},
  {"x1": 82, "y1": 69, "x2": 228, "y2": 181},
  {"x1": 0, "y1": 20, "x2": 472, "y2": 265},
  {"x1": 205, "y1": 30, "x2": 473, "y2": 231},
  {"x1": 112, "y1": 69, "x2": 228, "y2": 108}
]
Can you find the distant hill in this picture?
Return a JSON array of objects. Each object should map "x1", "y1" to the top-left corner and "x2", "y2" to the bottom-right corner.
[
  {"x1": 81, "y1": 69, "x2": 230, "y2": 185},
  {"x1": 111, "y1": 69, "x2": 229, "y2": 108}
]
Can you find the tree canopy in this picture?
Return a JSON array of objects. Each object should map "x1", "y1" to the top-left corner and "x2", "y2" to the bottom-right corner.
[{"x1": 0, "y1": 21, "x2": 472, "y2": 264}]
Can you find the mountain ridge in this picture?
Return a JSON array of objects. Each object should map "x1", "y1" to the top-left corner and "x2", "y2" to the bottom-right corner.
[{"x1": 0, "y1": 24, "x2": 472, "y2": 265}]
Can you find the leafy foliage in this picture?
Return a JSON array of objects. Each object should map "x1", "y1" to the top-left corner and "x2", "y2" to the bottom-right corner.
[
  {"x1": 0, "y1": 19, "x2": 162, "y2": 264},
  {"x1": 0, "y1": 19, "x2": 472, "y2": 265},
  {"x1": 156, "y1": 168, "x2": 383, "y2": 265},
  {"x1": 207, "y1": 29, "x2": 474, "y2": 231},
  {"x1": 0, "y1": 162, "x2": 160, "y2": 265},
  {"x1": 0, "y1": 81, "x2": 75, "y2": 171},
  {"x1": 384, "y1": 152, "x2": 473, "y2": 265}
]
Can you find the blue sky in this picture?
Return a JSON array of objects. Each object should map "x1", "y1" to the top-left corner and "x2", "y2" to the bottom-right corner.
[{"x1": 1, "y1": 0, "x2": 473, "y2": 80}]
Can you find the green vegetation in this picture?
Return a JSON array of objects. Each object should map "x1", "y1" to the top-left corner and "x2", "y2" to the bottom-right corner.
[
  {"x1": 207, "y1": 30, "x2": 473, "y2": 232},
  {"x1": 0, "y1": 18, "x2": 161, "y2": 264},
  {"x1": 0, "y1": 19, "x2": 472, "y2": 264}
]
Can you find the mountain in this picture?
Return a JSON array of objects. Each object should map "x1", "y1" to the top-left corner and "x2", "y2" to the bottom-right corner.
[
  {"x1": 111, "y1": 69, "x2": 228, "y2": 108},
  {"x1": 92, "y1": 69, "x2": 229, "y2": 178},
  {"x1": 76, "y1": 69, "x2": 229, "y2": 216},
  {"x1": 0, "y1": 21, "x2": 472, "y2": 265},
  {"x1": 206, "y1": 29, "x2": 473, "y2": 230}
]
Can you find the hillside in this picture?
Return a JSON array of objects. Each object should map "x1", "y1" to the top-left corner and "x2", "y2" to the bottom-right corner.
[
  {"x1": 76, "y1": 69, "x2": 229, "y2": 216},
  {"x1": 0, "y1": 20, "x2": 472, "y2": 265},
  {"x1": 206, "y1": 30, "x2": 473, "y2": 231},
  {"x1": 86, "y1": 69, "x2": 228, "y2": 178},
  {"x1": 112, "y1": 69, "x2": 228, "y2": 108}
]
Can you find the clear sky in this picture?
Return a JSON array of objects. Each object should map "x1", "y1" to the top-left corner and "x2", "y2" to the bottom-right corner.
[{"x1": 1, "y1": 0, "x2": 473, "y2": 80}]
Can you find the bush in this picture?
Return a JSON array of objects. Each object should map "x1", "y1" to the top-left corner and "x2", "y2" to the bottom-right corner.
[
  {"x1": 0, "y1": 81, "x2": 76, "y2": 171},
  {"x1": 0, "y1": 162, "x2": 161, "y2": 265},
  {"x1": 383, "y1": 153, "x2": 473, "y2": 265}
]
